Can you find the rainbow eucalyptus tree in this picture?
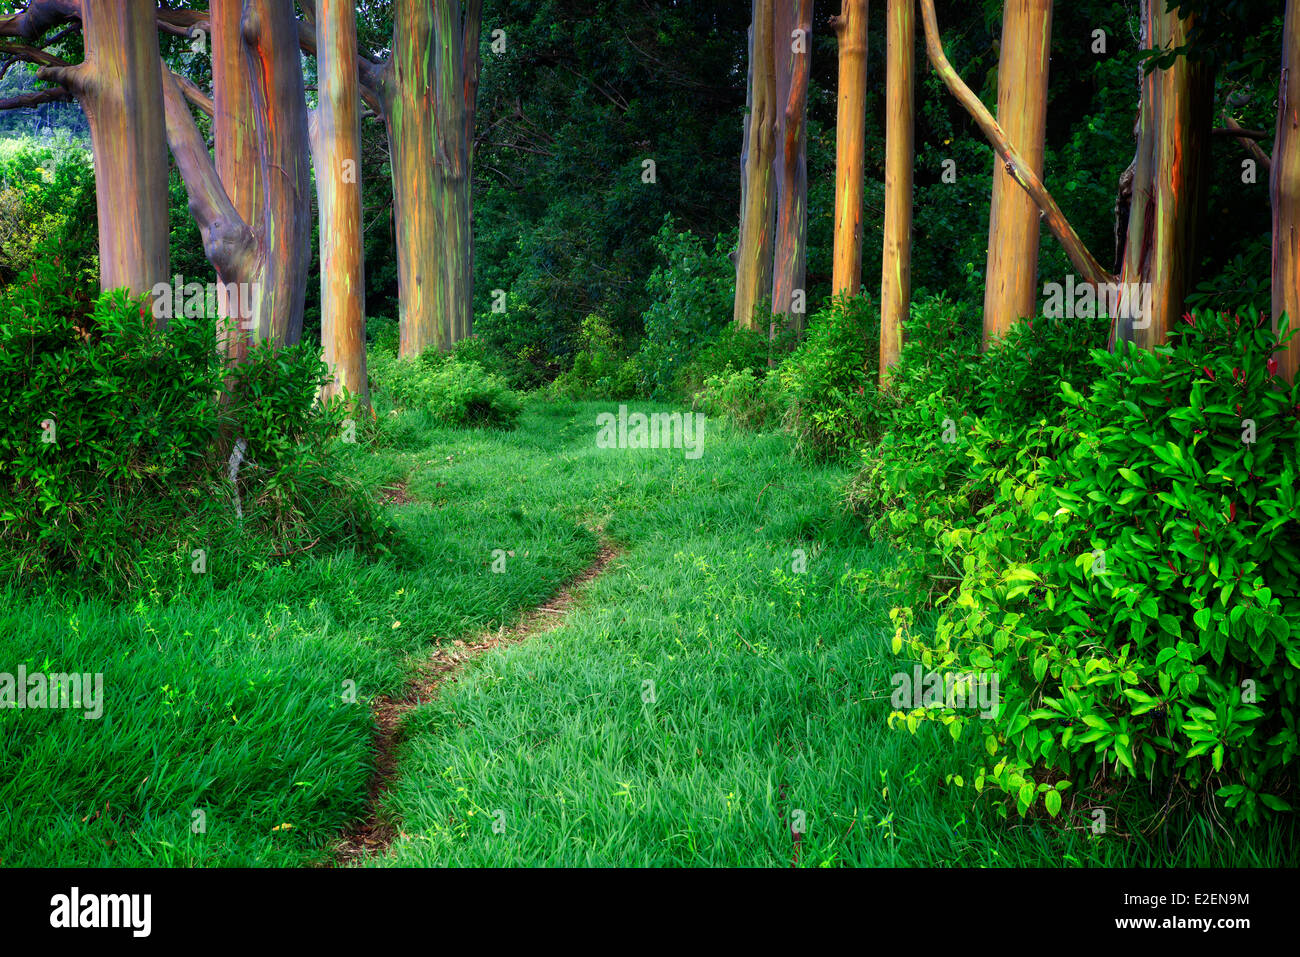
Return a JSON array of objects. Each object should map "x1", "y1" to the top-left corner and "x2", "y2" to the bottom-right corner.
[
  {"x1": 309, "y1": 0, "x2": 368, "y2": 405},
  {"x1": 1118, "y1": 0, "x2": 1214, "y2": 351},
  {"x1": 1, "y1": 0, "x2": 169, "y2": 304},
  {"x1": 829, "y1": 0, "x2": 868, "y2": 297},
  {"x1": 917, "y1": 0, "x2": 1217, "y2": 354},
  {"x1": 879, "y1": 0, "x2": 912, "y2": 377},
  {"x1": 771, "y1": 0, "x2": 812, "y2": 337},
  {"x1": 1273, "y1": 0, "x2": 1300, "y2": 382},
  {"x1": 162, "y1": 0, "x2": 312, "y2": 350},
  {"x1": 733, "y1": 0, "x2": 776, "y2": 331},
  {"x1": 379, "y1": 0, "x2": 482, "y2": 356},
  {"x1": 982, "y1": 0, "x2": 1052, "y2": 348}
]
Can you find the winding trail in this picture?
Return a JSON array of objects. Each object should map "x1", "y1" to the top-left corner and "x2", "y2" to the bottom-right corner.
[{"x1": 329, "y1": 539, "x2": 620, "y2": 866}]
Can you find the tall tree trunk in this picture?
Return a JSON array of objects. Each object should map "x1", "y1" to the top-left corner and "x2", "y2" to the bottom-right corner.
[
  {"x1": 983, "y1": 0, "x2": 1051, "y2": 347},
  {"x1": 39, "y1": 0, "x2": 169, "y2": 303},
  {"x1": 771, "y1": 0, "x2": 812, "y2": 337},
  {"x1": 163, "y1": 0, "x2": 311, "y2": 352},
  {"x1": 211, "y1": 0, "x2": 261, "y2": 364},
  {"x1": 918, "y1": 0, "x2": 1113, "y2": 292},
  {"x1": 382, "y1": 0, "x2": 481, "y2": 358},
  {"x1": 241, "y1": 0, "x2": 312, "y2": 348},
  {"x1": 1272, "y1": 0, "x2": 1300, "y2": 383},
  {"x1": 830, "y1": 0, "x2": 868, "y2": 298},
  {"x1": 313, "y1": 0, "x2": 368, "y2": 405},
  {"x1": 879, "y1": 0, "x2": 912, "y2": 377},
  {"x1": 432, "y1": 0, "x2": 480, "y2": 348},
  {"x1": 734, "y1": 0, "x2": 777, "y2": 330},
  {"x1": 1120, "y1": 1, "x2": 1214, "y2": 351}
]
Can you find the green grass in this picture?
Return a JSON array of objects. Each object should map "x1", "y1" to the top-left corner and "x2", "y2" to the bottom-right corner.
[{"x1": 2, "y1": 395, "x2": 1295, "y2": 866}]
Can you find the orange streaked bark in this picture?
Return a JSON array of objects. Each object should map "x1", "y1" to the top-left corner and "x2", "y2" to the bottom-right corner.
[
  {"x1": 313, "y1": 0, "x2": 368, "y2": 406},
  {"x1": 983, "y1": 0, "x2": 1052, "y2": 347},
  {"x1": 163, "y1": 0, "x2": 311, "y2": 352},
  {"x1": 830, "y1": 0, "x2": 868, "y2": 298},
  {"x1": 879, "y1": 0, "x2": 913, "y2": 378},
  {"x1": 380, "y1": 0, "x2": 481, "y2": 357},
  {"x1": 38, "y1": 0, "x2": 169, "y2": 304},
  {"x1": 1272, "y1": 0, "x2": 1300, "y2": 383},
  {"x1": 241, "y1": 0, "x2": 313, "y2": 348},
  {"x1": 1118, "y1": 0, "x2": 1214, "y2": 351},
  {"x1": 734, "y1": 0, "x2": 777, "y2": 330},
  {"x1": 771, "y1": 0, "x2": 811, "y2": 336}
]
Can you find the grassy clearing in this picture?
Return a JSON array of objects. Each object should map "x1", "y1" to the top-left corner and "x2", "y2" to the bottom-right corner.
[
  {"x1": 2, "y1": 397, "x2": 1294, "y2": 866},
  {"x1": 370, "y1": 402, "x2": 1296, "y2": 867}
]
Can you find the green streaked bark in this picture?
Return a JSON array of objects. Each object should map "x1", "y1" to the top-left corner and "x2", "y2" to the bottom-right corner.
[
  {"x1": 39, "y1": 0, "x2": 169, "y2": 304},
  {"x1": 313, "y1": 0, "x2": 369, "y2": 405},
  {"x1": 383, "y1": 0, "x2": 481, "y2": 358},
  {"x1": 772, "y1": 0, "x2": 811, "y2": 336}
]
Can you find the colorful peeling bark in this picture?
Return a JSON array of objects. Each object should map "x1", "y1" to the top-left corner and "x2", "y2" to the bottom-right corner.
[
  {"x1": 241, "y1": 0, "x2": 313, "y2": 348},
  {"x1": 879, "y1": 0, "x2": 913, "y2": 377},
  {"x1": 983, "y1": 0, "x2": 1052, "y2": 348},
  {"x1": 313, "y1": 0, "x2": 368, "y2": 405},
  {"x1": 1123, "y1": 3, "x2": 1213, "y2": 351},
  {"x1": 39, "y1": 1, "x2": 169, "y2": 304},
  {"x1": 771, "y1": 0, "x2": 811, "y2": 335},
  {"x1": 1272, "y1": 0, "x2": 1300, "y2": 383},
  {"x1": 381, "y1": 0, "x2": 481, "y2": 358},
  {"x1": 163, "y1": 0, "x2": 310, "y2": 352},
  {"x1": 734, "y1": 0, "x2": 777, "y2": 330},
  {"x1": 830, "y1": 0, "x2": 868, "y2": 298}
]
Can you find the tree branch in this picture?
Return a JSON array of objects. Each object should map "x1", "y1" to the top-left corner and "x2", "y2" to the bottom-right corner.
[
  {"x1": 1223, "y1": 114, "x2": 1273, "y2": 174},
  {"x1": 0, "y1": 0, "x2": 80, "y2": 41},
  {"x1": 918, "y1": 0, "x2": 1115, "y2": 287},
  {"x1": 0, "y1": 86, "x2": 69, "y2": 109},
  {"x1": 161, "y1": 67, "x2": 256, "y2": 281}
]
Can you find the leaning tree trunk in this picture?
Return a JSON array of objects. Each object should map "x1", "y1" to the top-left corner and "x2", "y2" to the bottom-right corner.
[
  {"x1": 983, "y1": 0, "x2": 1051, "y2": 348},
  {"x1": 38, "y1": 0, "x2": 169, "y2": 304},
  {"x1": 1120, "y1": 1, "x2": 1214, "y2": 351},
  {"x1": 918, "y1": 0, "x2": 1113, "y2": 293},
  {"x1": 1272, "y1": 0, "x2": 1300, "y2": 383},
  {"x1": 734, "y1": 0, "x2": 777, "y2": 330},
  {"x1": 163, "y1": 0, "x2": 311, "y2": 351},
  {"x1": 879, "y1": 0, "x2": 913, "y2": 377},
  {"x1": 313, "y1": 0, "x2": 368, "y2": 405},
  {"x1": 381, "y1": 0, "x2": 481, "y2": 357},
  {"x1": 830, "y1": 0, "x2": 868, "y2": 298},
  {"x1": 771, "y1": 0, "x2": 812, "y2": 337}
]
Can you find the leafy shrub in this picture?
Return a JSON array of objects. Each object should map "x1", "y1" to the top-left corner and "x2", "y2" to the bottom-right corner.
[
  {"x1": 548, "y1": 314, "x2": 638, "y2": 400},
  {"x1": 470, "y1": 291, "x2": 563, "y2": 390},
  {"x1": 847, "y1": 303, "x2": 1109, "y2": 591},
  {"x1": 371, "y1": 349, "x2": 523, "y2": 430},
  {"x1": 778, "y1": 294, "x2": 881, "y2": 459},
  {"x1": 0, "y1": 140, "x2": 94, "y2": 288},
  {"x1": 636, "y1": 218, "x2": 735, "y2": 398},
  {"x1": 695, "y1": 364, "x2": 785, "y2": 431},
  {"x1": 0, "y1": 259, "x2": 379, "y2": 594},
  {"x1": 675, "y1": 318, "x2": 798, "y2": 401},
  {"x1": 888, "y1": 309, "x2": 1300, "y2": 826}
]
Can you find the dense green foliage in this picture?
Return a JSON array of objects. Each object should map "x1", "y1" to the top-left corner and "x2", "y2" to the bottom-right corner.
[
  {"x1": 0, "y1": 259, "x2": 377, "y2": 596},
  {"x1": 847, "y1": 309, "x2": 1300, "y2": 826}
]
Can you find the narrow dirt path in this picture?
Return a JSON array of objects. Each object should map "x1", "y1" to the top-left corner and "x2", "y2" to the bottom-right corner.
[{"x1": 328, "y1": 540, "x2": 620, "y2": 866}]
